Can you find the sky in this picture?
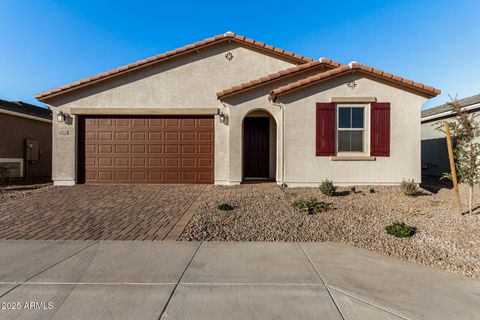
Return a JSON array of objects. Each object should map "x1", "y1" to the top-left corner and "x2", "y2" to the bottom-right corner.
[{"x1": 0, "y1": 0, "x2": 479, "y2": 110}]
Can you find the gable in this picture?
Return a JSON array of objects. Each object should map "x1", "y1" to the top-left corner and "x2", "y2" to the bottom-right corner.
[
  {"x1": 37, "y1": 32, "x2": 311, "y2": 104},
  {"x1": 270, "y1": 63, "x2": 440, "y2": 101},
  {"x1": 44, "y1": 42, "x2": 299, "y2": 108}
]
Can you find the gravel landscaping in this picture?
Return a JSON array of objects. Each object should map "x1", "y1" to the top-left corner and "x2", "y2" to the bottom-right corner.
[
  {"x1": 0, "y1": 183, "x2": 56, "y2": 203},
  {"x1": 180, "y1": 180, "x2": 480, "y2": 280}
]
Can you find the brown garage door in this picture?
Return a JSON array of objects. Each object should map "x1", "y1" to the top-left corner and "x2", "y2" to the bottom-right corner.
[{"x1": 78, "y1": 116, "x2": 214, "y2": 184}]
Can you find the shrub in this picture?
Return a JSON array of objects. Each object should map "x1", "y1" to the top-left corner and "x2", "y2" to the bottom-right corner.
[
  {"x1": 385, "y1": 221, "x2": 415, "y2": 238},
  {"x1": 401, "y1": 179, "x2": 418, "y2": 196},
  {"x1": 217, "y1": 203, "x2": 234, "y2": 211},
  {"x1": 319, "y1": 179, "x2": 336, "y2": 196},
  {"x1": 292, "y1": 196, "x2": 331, "y2": 215}
]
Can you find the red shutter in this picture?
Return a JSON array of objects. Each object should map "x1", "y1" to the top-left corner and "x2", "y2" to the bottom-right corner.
[
  {"x1": 316, "y1": 102, "x2": 336, "y2": 156},
  {"x1": 370, "y1": 102, "x2": 390, "y2": 156}
]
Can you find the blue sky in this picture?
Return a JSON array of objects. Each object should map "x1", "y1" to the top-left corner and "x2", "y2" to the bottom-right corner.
[{"x1": 0, "y1": 0, "x2": 478, "y2": 109}]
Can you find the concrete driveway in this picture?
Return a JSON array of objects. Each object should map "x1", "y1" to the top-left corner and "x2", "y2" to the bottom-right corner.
[{"x1": 0, "y1": 241, "x2": 478, "y2": 320}]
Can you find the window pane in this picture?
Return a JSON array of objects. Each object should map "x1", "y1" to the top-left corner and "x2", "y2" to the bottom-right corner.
[
  {"x1": 338, "y1": 108, "x2": 351, "y2": 128},
  {"x1": 338, "y1": 131, "x2": 350, "y2": 152},
  {"x1": 351, "y1": 108, "x2": 364, "y2": 128},
  {"x1": 350, "y1": 131, "x2": 363, "y2": 152}
]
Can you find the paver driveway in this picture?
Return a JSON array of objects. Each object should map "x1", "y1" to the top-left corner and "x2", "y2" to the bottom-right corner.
[
  {"x1": 0, "y1": 183, "x2": 284, "y2": 241},
  {"x1": 0, "y1": 185, "x2": 209, "y2": 241}
]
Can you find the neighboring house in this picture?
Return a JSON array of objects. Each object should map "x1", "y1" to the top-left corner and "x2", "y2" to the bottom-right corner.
[
  {"x1": 421, "y1": 94, "x2": 480, "y2": 177},
  {"x1": 36, "y1": 32, "x2": 440, "y2": 186},
  {"x1": 0, "y1": 99, "x2": 52, "y2": 182}
]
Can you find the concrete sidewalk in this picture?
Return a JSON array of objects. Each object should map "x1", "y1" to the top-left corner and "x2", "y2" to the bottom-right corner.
[{"x1": 0, "y1": 241, "x2": 478, "y2": 320}]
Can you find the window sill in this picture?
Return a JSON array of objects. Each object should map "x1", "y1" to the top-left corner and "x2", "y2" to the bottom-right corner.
[{"x1": 330, "y1": 156, "x2": 376, "y2": 161}]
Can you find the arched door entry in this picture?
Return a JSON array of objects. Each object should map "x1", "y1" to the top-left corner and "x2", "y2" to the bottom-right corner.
[{"x1": 243, "y1": 117, "x2": 270, "y2": 178}]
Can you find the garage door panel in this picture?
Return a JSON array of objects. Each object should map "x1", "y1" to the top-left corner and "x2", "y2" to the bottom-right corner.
[
  {"x1": 198, "y1": 158, "x2": 213, "y2": 168},
  {"x1": 131, "y1": 132, "x2": 146, "y2": 140},
  {"x1": 149, "y1": 145, "x2": 163, "y2": 154},
  {"x1": 164, "y1": 172, "x2": 180, "y2": 182},
  {"x1": 148, "y1": 118, "x2": 164, "y2": 126},
  {"x1": 165, "y1": 118, "x2": 180, "y2": 127},
  {"x1": 149, "y1": 132, "x2": 163, "y2": 140},
  {"x1": 131, "y1": 145, "x2": 146, "y2": 154},
  {"x1": 115, "y1": 158, "x2": 130, "y2": 166},
  {"x1": 98, "y1": 157, "x2": 113, "y2": 166},
  {"x1": 98, "y1": 171, "x2": 113, "y2": 181},
  {"x1": 79, "y1": 116, "x2": 214, "y2": 183},
  {"x1": 115, "y1": 171, "x2": 130, "y2": 180},
  {"x1": 149, "y1": 158, "x2": 163, "y2": 166},
  {"x1": 148, "y1": 171, "x2": 164, "y2": 181},
  {"x1": 198, "y1": 118, "x2": 213, "y2": 126},
  {"x1": 115, "y1": 132, "x2": 130, "y2": 140}
]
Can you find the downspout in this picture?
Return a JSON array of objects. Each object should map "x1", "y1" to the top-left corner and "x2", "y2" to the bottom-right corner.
[{"x1": 270, "y1": 100, "x2": 286, "y2": 187}]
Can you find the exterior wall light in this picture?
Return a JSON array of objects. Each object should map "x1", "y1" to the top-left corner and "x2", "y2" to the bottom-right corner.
[
  {"x1": 219, "y1": 112, "x2": 228, "y2": 124},
  {"x1": 57, "y1": 111, "x2": 66, "y2": 123}
]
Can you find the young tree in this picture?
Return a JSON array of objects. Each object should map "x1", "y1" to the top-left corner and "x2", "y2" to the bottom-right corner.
[{"x1": 437, "y1": 97, "x2": 480, "y2": 214}]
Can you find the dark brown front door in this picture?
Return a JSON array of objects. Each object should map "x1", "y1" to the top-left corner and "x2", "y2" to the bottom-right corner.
[
  {"x1": 244, "y1": 117, "x2": 269, "y2": 178},
  {"x1": 78, "y1": 116, "x2": 214, "y2": 184}
]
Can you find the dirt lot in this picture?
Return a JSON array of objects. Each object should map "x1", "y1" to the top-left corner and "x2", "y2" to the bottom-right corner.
[{"x1": 180, "y1": 179, "x2": 480, "y2": 280}]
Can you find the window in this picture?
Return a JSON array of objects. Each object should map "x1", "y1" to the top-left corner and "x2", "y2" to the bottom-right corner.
[{"x1": 337, "y1": 106, "x2": 365, "y2": 152}]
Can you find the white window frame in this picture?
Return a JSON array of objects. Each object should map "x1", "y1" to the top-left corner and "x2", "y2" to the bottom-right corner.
[{"x1": 336, "y1": 104, "x2": 370, "y2": 156}]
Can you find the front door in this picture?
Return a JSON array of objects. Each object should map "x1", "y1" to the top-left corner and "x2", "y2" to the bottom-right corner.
[{"x1": 244, "y1": 117, "x2": 269, "y2": 178}]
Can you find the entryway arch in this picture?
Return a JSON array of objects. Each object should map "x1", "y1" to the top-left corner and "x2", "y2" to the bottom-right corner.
[{"x1": 242, "y1": 109, "x2": 277, "y2": 181}]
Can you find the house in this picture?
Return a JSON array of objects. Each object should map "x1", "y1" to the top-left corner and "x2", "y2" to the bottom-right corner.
[
  {"x1": 0, "y1": 99, "x2": 52, "y2": 182},
  {"x1": 36, "y1": 32, "x2": 440, "y2": 186},
  {"x1": 421, "y1": 94, "x2": 480, "y2": 177}
]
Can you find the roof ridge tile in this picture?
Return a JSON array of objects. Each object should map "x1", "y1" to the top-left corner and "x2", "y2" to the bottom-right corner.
[
  {"x1": 270, "y1": 62, "x2": 440, "y2": 100},
  {"x1": 37, "y1": 33, "x2": 312, "y2": 101}
]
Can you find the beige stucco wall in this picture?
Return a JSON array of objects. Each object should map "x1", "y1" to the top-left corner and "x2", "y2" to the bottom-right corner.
[
  {"x1": 276, "y1": 74, "x2": 428, "y2": 186},
  {"x1": 44, "y1": 40, "x2": 430, "y2": 186},
  {"x1": 45, "y1": 42, "x2": 295, "y2": 185}
]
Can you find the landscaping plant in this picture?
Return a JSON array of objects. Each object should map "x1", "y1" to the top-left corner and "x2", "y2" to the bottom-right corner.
[
  {"x1": 292, "y1": 196, "x2": 330, "y2": 215},
  {"x1": 401, "y1": 179, "x2": 418, "y2": 196},
  {"x1": 319, "y1": 179, "x2": 336, "y2": 196},
  {"x1": 436, "y1": 97, "x2": 480, "y2": 214},
  {"x1": 217, "y1": 203, "x2": 234, "y2": 211},
  {"x1": 385, "y1": 221, "x2": 415, "y2": 238}
]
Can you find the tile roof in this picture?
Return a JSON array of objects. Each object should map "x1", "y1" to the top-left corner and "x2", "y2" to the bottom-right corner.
[
  {"x1": 269, "y1": 62, "x2": 441, "y2": 101},
  {"x1": 216, "y1": 58, "x2": 341, "y2": 99},
  {"x1": 421, "y1": 94, "x2": 480, "y2": 118},
  {"x1": 36, "y1": 32, "x2": 313, "y2": 101},
  {"x1": 0, "y1": 99, "x2": 51, "y2": 120}
]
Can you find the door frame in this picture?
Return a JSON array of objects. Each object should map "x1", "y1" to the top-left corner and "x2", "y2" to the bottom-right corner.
[{"x1": 243, "y1": 116, "x2": 270, "y2": 180}]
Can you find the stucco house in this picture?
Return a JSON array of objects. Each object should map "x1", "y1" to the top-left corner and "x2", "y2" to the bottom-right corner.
[
  {"x1": 0, "y1": 99, "x2": 52, "y2": 182},
  {"x1": 36, "y1": 32, "x2": 440, "y2": 186},
  {"x1": 421, "y1": 94, "x2": 480, "y2": 177}
]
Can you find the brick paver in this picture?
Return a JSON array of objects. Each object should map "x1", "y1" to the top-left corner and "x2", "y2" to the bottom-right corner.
[{"x1": 0, "y1": 183, "x2": 284, "y2": 241}]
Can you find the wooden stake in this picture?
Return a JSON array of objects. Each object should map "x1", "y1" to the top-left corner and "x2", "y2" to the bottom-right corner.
[{"x1": 445, "y1": 122, "x2": 462, "y2": 216}]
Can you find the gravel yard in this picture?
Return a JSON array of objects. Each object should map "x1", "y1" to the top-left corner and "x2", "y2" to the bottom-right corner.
[
  {"x1": 180, "y1": 180, "x2": 480, "y2": 280},
  {"x1": 0, "y1": 183, "x2": 56, "y2": 203}
]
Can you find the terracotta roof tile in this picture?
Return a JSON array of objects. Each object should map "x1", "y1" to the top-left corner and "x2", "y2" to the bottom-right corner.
[
  {"x1": 269, "y1": 62, "x2": 441, "y2": 100},
  {"x1": 216, "y1": 58, "x2": 341, "y2": 99},
  {"x1": 36, "y1": 32, "x2": 312, "y2": 101}
]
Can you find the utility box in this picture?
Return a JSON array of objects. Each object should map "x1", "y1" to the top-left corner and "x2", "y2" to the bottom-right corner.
[{"x1": 25, "y1": 139, "x2": 39, "y2": 161}]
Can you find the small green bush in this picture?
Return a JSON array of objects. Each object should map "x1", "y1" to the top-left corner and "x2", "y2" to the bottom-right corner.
[
  {"x1": 401, "y1": 179, "x2": 418, "y2": 196},
  {"x1": 319, "y1": 179, "x2": 336, "y2": 196},
  {"x1": 385, "y1": 221, "x2": 415, "y2": 238},
  {"x1": 292, "y1": 196, "x2": 331, "y2": 215},
  {"x1": 217, "y1": 203, "x2": 234, "y2": 211}
]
